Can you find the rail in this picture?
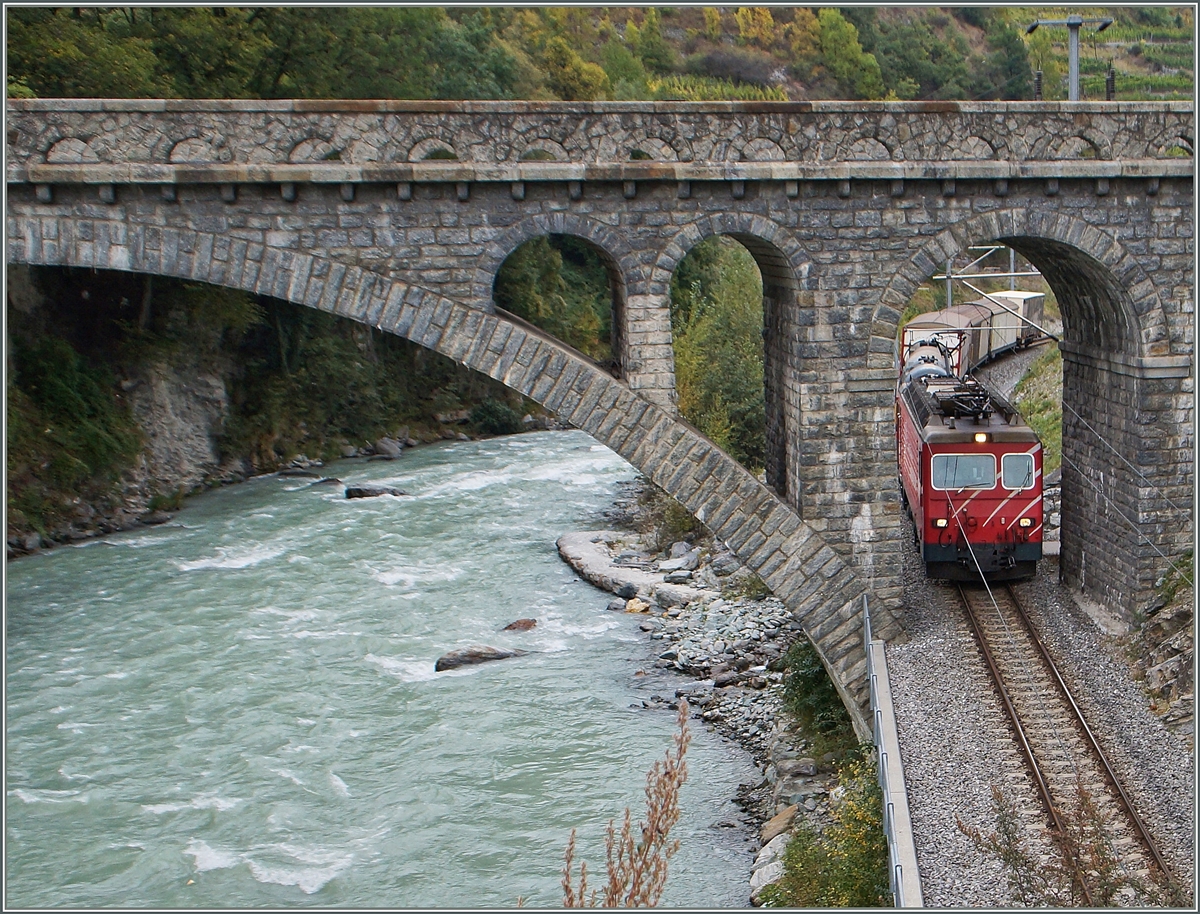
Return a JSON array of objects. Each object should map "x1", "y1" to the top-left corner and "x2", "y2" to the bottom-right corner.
[
  {"x1": 864, "y1": 595, "x2": 924, "y2": 907},
  {"x1": 956, "y1": 583, "x2": 1178, "y2": 903},
  {"x1": 1002, "y1": 585, "x2": 1175, "y2": 882}
]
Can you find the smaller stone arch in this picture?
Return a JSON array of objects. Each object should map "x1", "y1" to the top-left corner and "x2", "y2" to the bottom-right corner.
[
  {"x1": 1155, "y1": 134, "x2": 1194, "y2": 158},
  {"x1": 654, "y1": 214, "x2": 814, "y2": 500},
  {"x1": 479, "y1": 216, "x2": 635, "y2": 383},
  {"x1": 946, "y1": 135, "x2": 996, "y2": 160},
  {"x1": 471, "y1": 213, "x2": 637, "y2": 310},
  {"x1": 598, "y1": 132, "x2": 692, "y2": 163},
  {"x1": 649, "y1": 213, "x2": 812, "y2": 300},
  {"x1": 518, "y1": 140, "x2": 570, "y2": 162},
  {"x1": 167, "y1": 137, "x2": 224, "y2": 164},
  {"x1": 736, "y1": 137, "x2": 787, "y2": 162},
  {"x1": 45, "y1": 137, "x2": 100, "y2": 164},
  {"x1": 624, "y1": 136, "x2": 679, "y2": 161},
  {"x1": 408, "y1": 136, "x2": 460, "y2": 162},
  {"x1": 288, "y1": 137, "x2": 342, "y2": 163},
  {"x1": 1038, "y1": 131, "x2": 1111, "y2": 161},
  {"x1": 843, "y1": 136, "x2": 893, "y2": 162}
]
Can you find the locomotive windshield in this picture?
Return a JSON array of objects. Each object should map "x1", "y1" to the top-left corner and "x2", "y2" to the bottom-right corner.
[
  {"x1": 931, "y1": 454, "x2": 995, "y2": 489},
  {"x1": 1002, "y1": 453, "x2": 1036, "y2": 490}
]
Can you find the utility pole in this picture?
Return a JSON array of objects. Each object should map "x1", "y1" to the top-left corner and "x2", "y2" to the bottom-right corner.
[{"x1": 1026, "y1": 15, "x2": 1114, "y2": 101}]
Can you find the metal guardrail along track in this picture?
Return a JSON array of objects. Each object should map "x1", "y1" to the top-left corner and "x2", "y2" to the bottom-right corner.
[{"x1": 956, "y1": 582, "x2": 1175, "y2": 904}]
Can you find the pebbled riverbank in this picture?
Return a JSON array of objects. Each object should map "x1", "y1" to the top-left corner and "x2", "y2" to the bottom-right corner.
[{"x1": 557, "y1": 525, "x2": 842, "y2": 905}]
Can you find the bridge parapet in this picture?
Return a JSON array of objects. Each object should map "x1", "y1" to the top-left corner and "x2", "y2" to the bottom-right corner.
[{"x1": 7, "y1": 100, "x2": 1193, "y2": 187}]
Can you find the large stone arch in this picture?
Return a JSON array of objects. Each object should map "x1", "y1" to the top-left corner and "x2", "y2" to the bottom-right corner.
[
  {"x1": 471, "y1": 213, "x2": 637, "y2": 307},
  {"x1": 867, "y1": 208, "x2": 1174, "y2": 370},
  {"x1": 8, "y1": 212, "x2": 909, "y2": 738},
  {"x1": 652, "y1": 213, "x2": 814, "y2": 501},
  {"x1": 869, "y1": 208, "x2": 1191, "y2": 614}
]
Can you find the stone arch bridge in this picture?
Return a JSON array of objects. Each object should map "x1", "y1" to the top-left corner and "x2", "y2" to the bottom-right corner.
[{"x1": 6, "y1": 100, "x2": 1194, "y2": 734}]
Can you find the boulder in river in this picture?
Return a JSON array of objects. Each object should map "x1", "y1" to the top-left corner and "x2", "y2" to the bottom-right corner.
[
  {"x1": 501, "y1": 618, "x2": 537, "y2": 632},
  {"x1": 345, "y1": 485, "x2": 408, "y2": 499},
  {"x1": 435, "y1": 645, "x2": 529, "y2": 671}
]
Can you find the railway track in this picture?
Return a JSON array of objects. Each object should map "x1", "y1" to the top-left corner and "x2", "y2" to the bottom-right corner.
[{"x1": 956, "y1": 582, "x2": 1179, "y2": 906}]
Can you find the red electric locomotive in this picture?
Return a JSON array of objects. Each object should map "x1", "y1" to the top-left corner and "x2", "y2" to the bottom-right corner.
[{"x1": 896, "y1": 330, "x2": 1043, "y2": 581}]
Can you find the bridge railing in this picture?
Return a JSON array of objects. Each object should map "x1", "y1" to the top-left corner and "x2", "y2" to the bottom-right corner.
[{"x1": 864, "y1": 594, "x2": 924, "y2": 908}]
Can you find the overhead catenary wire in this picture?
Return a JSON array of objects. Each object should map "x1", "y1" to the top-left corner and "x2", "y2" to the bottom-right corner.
[
  {"x1": 944, "y1": 491, "x2": 1098, "y2": 851},
  {"x1": 1061, "y1": 400, "x2": 1191, "y2": 516},
  {"x1": 1058, "y1": 451, "x2": 1193, "y2": 582}
]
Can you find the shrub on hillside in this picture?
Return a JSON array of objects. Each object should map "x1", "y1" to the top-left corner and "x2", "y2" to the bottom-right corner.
[
  {"x1": 470, "y1": 398, "x2": 523, "y2": 436},
  {"x1": 758, "y1": 747, "x2": 889, "y2": 907}
]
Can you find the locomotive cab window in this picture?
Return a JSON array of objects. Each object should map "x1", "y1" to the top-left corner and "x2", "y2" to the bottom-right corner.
[
  {"x1": 1002, "y1": 453, "x2": 1035, "y2": 490},
  {"x1": 931, "y1": 454, "x2": 995, "y2": 489}
]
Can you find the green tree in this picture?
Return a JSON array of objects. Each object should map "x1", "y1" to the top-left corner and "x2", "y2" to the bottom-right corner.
[
  {"x1": 976, "y1": 19, "x2": 1033, "y2": 100},
  {"x1": 601, "y1": 37, "x2": 651, "y2": 99},
  {"x1": 7, "y1": 7, "x2": 167, "y2": 97},
  {"x1": 628, "y1": 8, "x2": 676, "y2": 74},
  {"x1": 493, "y1": 236, "x2": 612, "y2": 364},
  {"x1": 137, "y1": 7, "x2": 270, "y2": 98},
  {"x1": 818, "y1": 9, "x2": 885, "y2": 99},
  {"x1": 872, "y1": 12, "x2": 974, "y2": 101},
  {"x1": 542, "y1": 36, "x2": 610, "y2": 101},
  {"x1": 1024, "y1": 29, "x2": 1066, "y2": 100},
  {"x1": 670, "y1": 238, "x2": 765, "y2": 469}
]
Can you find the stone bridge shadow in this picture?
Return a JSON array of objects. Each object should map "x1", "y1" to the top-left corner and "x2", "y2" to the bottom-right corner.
[{"x1": 12, "y1": 225, "x2": 905, "y2": 738}]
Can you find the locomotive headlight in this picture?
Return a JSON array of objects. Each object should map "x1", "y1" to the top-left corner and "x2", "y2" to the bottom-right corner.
[
  {"x1": 934, "y1": 518, "x2": 949, "y2": 528},
  {"x1": 1019, "y1": 517, "x2": 1033, "y2": 528},
  {"x1": 973, "y1": 432, "x2": 990, "y2": 443}
]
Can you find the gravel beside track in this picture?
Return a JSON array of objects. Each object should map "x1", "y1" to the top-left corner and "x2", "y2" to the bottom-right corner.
[{"x1": 887, "y1": 545, "x2": 1195, "y2": 907}]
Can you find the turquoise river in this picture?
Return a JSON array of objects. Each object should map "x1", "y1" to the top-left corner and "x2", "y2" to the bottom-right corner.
[{"x1": 5, "y1": 430, "x2": 759, "y2": 908}]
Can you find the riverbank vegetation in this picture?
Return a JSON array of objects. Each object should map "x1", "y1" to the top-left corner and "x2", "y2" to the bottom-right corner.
[
  {"x1": 630, "y1": 480, "x2": 889, "y2": 907},
  {"x1": 758, "y1": 747, "x2": 890, "y2": 907},
  {"x1": 6, "y1": 333, "x2": 142, "y2": 535},
  {"x1": 6, "y1": 266, "x2": 532, "y2": 540}
]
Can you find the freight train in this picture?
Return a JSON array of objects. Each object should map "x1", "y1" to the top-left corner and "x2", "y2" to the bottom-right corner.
[{"x1": 896, "y1": 293, "x2": 1045, "y2": 581}]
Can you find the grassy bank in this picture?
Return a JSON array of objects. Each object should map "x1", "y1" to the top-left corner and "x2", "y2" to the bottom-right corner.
[{"x1": 1012, "y1": 347, "x2": 1064, "y2": 475}]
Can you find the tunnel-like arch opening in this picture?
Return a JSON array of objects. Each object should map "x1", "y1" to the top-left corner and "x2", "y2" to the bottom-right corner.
[
  {"x1": 999, "y1": 236, "x2": 1137, "y2": 357},
  {"x1": 891, "y1": 223, "x2": 1190, "y2": 614},
  {"x1": 666, "y1": 230, "x2": 801, "y2": 501},
  {"x1": 490, "y1": 234, "x2": 624, "y2": 380}
]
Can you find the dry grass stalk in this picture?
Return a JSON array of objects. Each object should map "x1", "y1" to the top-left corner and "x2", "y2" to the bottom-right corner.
[
  {"x1": 959, "y1": 780, "x2": 1189, "y2": 907},
  {"x1": 561, "y1": 699, "x2": 691, "y2": 908}
]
